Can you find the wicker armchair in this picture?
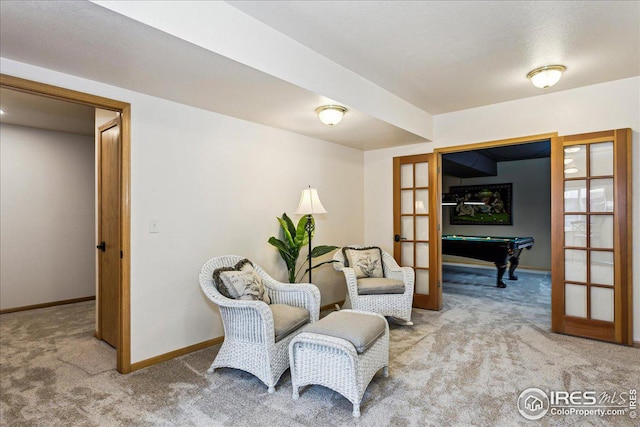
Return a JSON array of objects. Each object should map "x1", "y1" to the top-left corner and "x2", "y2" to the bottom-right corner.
[
  {"x1": 333, "y1": 246, "x2": 414, "y2": 325},
  {"x1": 199, "y1": 255, "x2": 321, "y2": 393}
]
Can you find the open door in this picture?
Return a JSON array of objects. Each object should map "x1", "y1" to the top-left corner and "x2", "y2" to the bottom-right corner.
[
  {"x1": 551, "y1": 129, "x2": 632, "y2": 344},
  {"x1": 97, "y1": 118, "x2": 121, "y2": 349},
  {"x1": 393, "y1": 154, "x2": 440, "y2": 310}
]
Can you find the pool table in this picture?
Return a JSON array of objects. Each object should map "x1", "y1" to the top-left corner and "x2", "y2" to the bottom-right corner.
[{"x1": 441, "y1": 234, "x2": 535, "y2": 288}]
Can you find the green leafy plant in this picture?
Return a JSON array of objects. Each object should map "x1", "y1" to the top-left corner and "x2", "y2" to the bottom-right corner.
[{"x1": 268, "y1": 213, "x2": 337, "y2": 283}]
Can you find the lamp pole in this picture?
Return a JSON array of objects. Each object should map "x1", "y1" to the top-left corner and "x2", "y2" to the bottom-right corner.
[{"x1": 305, "y1": 213, "x2": 314, "y2": 283}]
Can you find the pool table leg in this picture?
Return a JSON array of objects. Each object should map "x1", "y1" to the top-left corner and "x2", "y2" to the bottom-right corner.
[
  {"x1": 508, "y1": 256, "x2": 519, "y2": 280},
  {"x1": 495, "y1": 263, "x2": 507, "y2": 288}
]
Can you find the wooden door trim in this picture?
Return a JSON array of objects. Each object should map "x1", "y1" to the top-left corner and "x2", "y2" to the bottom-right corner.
[
  {"x1": 434, "y1": 133, "x2": 558, "y2": 154},
  {"x1": 1, "y1": 74, "x2": 132, "y2": 373}
]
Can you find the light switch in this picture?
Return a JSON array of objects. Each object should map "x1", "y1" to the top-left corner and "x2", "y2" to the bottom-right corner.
[{"x1": 149, "y1": 219, "x2": 160, "y2": 233}]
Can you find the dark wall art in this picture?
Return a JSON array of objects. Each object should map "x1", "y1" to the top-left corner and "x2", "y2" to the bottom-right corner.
[{"x1": 449, "y1": 183, "x2": 513, "y2": 225}]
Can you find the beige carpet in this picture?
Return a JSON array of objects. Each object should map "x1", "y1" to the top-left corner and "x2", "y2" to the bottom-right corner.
[{"x1": 1, "y1": 267, "x2": 638, "y2": 426}]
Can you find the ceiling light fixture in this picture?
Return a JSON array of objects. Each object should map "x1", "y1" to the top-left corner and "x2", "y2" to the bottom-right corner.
[
  {"x1": 527, "y1": 65, "x2": 566, "y2": 89},
  {"x1": 0, "y1": 109, "x2": 4, "y2": 115},
  {"x1": 315, "y1": 105, "x2": 348, "y2": 126}
]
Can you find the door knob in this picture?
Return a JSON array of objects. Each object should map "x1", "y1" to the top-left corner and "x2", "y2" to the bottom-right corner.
[
  {"x1": 96, "y1": 241, "x2": 106, "y2": 252},
  {"x1": 394, "y1": 234, "x2": 408, "y2": 242}
]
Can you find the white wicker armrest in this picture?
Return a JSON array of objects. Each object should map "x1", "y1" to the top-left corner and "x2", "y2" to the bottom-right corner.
[{"x1": 254, "y1": 265, "x2": 321, "y2": 322}]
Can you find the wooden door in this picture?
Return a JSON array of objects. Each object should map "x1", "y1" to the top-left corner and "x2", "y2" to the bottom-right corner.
[
  {"x1": 393, "y1": 154, "x2": 440, "y2": 310},
  {"x1": 97, "y1": 118, "x2": 121, "y2": 349},
  {"x1": 551, "y1": 129, "x2": 632, "y2": 344}
]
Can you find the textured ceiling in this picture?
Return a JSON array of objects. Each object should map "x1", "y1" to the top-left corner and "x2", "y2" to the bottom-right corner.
[
  {"x1": 1, "y1": 1, "x2": 638, "y2": 149},
  {"x1": 229, "y1": 0, "x2": 640, "y2": 114}
]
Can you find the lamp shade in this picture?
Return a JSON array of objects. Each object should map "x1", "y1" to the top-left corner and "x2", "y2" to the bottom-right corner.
[
  {"x1": 294, "y1": 187, "x2": 327, "y2": 215},
  {"x1": 527, "y1": 65, "x2": 566, "y2": 89},
  {"x1": 315, "y1": 105, "x2": 347, "y2": 126}
]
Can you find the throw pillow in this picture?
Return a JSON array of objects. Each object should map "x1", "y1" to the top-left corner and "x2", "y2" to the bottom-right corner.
[
  {"x1": 342, "y1": 246, "x2": 384, "y2": 279},
  {"x1": 213, "y1": 259, "x2": 271, "y2": 304}
]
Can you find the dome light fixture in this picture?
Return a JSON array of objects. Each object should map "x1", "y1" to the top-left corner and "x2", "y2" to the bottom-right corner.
[
  {"x1": 527, "y1": 65, "x2": 566, "y2": 89},
  {"x1": 315, "y1": 105, "x2": 348, "y2": 126}
]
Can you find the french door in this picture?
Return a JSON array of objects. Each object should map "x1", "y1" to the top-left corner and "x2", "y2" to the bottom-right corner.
[
  {"x1": 551, "y1": 129, "x2": 632, "y2": 344},
  {"x1": 393, "y1": 154, "x2": 440, "y2": 310}
]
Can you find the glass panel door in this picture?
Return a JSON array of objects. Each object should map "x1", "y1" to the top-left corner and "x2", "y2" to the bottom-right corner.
[
  {"x1": 551, "y1": 129, "x2": 632, "y2": 345},
  {"x1": 393, "y1": 154, "x2": 439, "y2": 310}
]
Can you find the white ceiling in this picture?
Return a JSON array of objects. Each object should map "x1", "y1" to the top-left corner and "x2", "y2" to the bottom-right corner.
[
  {"x1": 229, "y1": 0, "x2": 640, "y2": 114},
  {"x1": 1, "y1": 1, "x2": 638, "y2": 149},
  {"x1": 0, "y1": 88, "x2": 95, "y2": 136}
]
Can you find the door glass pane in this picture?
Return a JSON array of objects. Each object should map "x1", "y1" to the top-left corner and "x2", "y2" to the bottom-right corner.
[
  {"x1": 590, "y1": 178, "x2": 614, "y2": 212},
  {"x1": 565, "y1": 249, "x2": 587, "y2": 282},
  {"x1": 415, "y1": 189, "x2": 429, "y2": 213},
  {"x1": 565, "y1": 283, "x2": 587, "y2": 318},
  {"x1": 416, "y1": 243, "x2": 429, "y2": 268},
  {"x1": 415, "y1": 269, "x2": 429, "y2": 295},
  {"x1": 401, "y1": 242, "x2": 413, "y2": 267},
  {"x1": 591, "y1": 287, "x2": 614, "y2": 322},
  {"x1": 416, "y1": 216, "x2": 429, "y2": 241},
  {"x1": 400, "y1": 164, "x2": 413, "y2": 188},
  {"x1": 564, "y1": 180, "x2": 587, "y2": 212},
  {"x1": 564, "y1": 145, "x2": 586, "y2": 177},
  {"x1": 415, "y1": 162, "x2": 429, "y2": 187},
  {"x1": 590, "y1": 215, "x2": 614, "y2": 249},
  {"x1": 564, "y1": 215, "x2": 587, "y2": 247},
  {"x1": 590, "y1": 142, "x2": 614, "y2": 176},
  {"x1": 401, "y1": 216, "x2": 414, "y2": 240},
  {"x1": 590, "y1": 251, "x2": 614, "y2": 286},
  {"x1": 401, "y1": 190, "x2": 413, "y2": 214}
]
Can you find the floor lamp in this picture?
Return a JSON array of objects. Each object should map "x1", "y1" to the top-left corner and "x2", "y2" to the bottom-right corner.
[{"x1": 294, "y1": 186, "x2": 327, "y2": 283}]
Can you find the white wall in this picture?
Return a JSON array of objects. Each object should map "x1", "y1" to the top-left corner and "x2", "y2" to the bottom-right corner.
[
  {"x1": 443, "y1": 157, "x2": 551, "y2": 269},
  {"x1": 365, "y1": 76, "x2": 640, "y2": 341},
  {"x1": 0, "y1": 124, "x2": 95, "y2": 309},
  {"x1": 0, "y1": 58, "x2": 364, "y2": 362}
]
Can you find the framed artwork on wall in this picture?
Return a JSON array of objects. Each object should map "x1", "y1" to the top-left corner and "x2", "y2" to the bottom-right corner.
[{"x1": 449, "y1": 183, "x2": 513, "y2": 225}]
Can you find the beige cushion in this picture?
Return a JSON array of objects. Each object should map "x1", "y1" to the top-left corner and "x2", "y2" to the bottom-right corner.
[
  {"x1": 213, "y1": 259, "x2": 271, "y2": 304},
  {"x1": 305, "y1": 311, "x2": 386, "y2": 354},
  {"x1": 270, "y1": 304, "x2": 310, "y2": 342},
  {"x1": 342, "y1": 246, "x2": 384, "y2": 279},
  {"x1": 357, "y1": 278, "x2": 405, "y2": 295}
]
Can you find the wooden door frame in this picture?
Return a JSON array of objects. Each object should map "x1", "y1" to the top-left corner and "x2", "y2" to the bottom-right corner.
[
  {"x1": 433, "y1": 132, "x2": 558, "y2": 312},
  {"x1": 1, "y1": 74, "x2": 132, "y2": 373}
]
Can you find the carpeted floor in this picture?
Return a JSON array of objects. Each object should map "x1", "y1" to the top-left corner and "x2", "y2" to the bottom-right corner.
[{"x1": 1, "y1": 265, "x2": 638, "y2": 426}]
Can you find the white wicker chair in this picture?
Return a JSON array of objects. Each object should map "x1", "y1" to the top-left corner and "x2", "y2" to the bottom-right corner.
[
  {"x1": 333, "y1": 246, "x2": 415, "y2": 325},
  {"x1": 199, "y1": 255, "x2": 321, "y2": 393}
]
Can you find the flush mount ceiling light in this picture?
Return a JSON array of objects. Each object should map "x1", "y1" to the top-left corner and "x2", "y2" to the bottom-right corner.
[
  {"x1": 315, "y1": 105, "x2": 348, "y2": 126},
  {"x1": 527, "y1": 65, "x2": 566, "y2": 89}
]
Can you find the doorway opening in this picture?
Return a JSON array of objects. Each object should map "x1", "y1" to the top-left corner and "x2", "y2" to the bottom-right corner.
[{"x1": 1, "y1": 74, "x2": 132, "y2": 373}]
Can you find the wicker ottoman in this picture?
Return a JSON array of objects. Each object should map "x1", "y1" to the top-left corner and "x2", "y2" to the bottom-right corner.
[{"x1": 288, "y1": 309, "x2": 389, "y2": 417}]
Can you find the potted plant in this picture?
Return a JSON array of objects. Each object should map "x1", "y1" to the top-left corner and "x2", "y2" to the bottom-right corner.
[{"x1": 268, "y1": 213, "x2": 337, "y2": 283}]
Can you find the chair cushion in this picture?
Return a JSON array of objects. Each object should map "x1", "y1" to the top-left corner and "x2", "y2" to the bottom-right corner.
[
  {"x1": 342, "y1": 246, "x2": 384, "y2": 279},
  {"x1": 305, "y1": 311, "x2": 386, "y2": 354},
  {"x1": 270, "y1": 304, "x2": 310, "y2": 342},
  {"x1": 357, "y1": 278, "x2": 405, "y2": 295},
  {"x1": 213, "y1": 259, "x2": 271, "y2": 304}
]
